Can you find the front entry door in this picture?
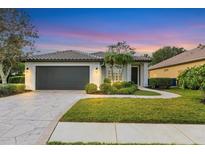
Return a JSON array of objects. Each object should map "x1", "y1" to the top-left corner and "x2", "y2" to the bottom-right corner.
[{"x1": 131, "y1": 67, "x2": 138, "y2": 85}]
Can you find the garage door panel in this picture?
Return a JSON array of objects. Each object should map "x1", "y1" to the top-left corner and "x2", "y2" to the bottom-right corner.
[{"x1": 36, "y1": 66, "x2": 89, "y2": 90}]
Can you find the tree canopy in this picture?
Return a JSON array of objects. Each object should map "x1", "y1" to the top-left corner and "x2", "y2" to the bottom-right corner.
[
  {"x1": 105, "y1": 41, "x2": 134, "y2": 66},
  {"x1": 104, "y1": 41, "x2": 134, "y2": 82},
  {"x1": 107, "y1": 41, "x2": 135, "y2": 54},
  {"x1": 150, "y1": 46, "x2": 186, "y2": 66},
  {"x1": 0, "y1": 9, "x2": 38, "y2": 83}
]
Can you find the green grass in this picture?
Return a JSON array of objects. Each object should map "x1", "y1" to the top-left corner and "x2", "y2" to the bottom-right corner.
[
  {"x1": 60, "y1": 88, "x2": 205, "y2": 124},
  {"x1": 134, "y1": 90, "x2": 161, "y2": 96},
  {"x1": 48, "y1": 141, "x2": 175, "y2": 145}
]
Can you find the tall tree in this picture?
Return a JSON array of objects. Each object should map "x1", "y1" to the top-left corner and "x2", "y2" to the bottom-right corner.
[
  {"x1": 0, "y1": 9, "x2": 38, "y2": 84},
  {"x1": 108, "y1": 41, "x2": 135, "y2": 54},
  {"x1": 105, "y1": 41, "x2": 134, "y2": 82},
  {"x1": 150, "y1": 46, "x2": 186, "y2": 66}
]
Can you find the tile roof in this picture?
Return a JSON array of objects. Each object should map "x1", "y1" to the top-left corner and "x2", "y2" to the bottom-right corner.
[
  {"x1": 24, "y1": 50, "x2": 103, "y2": 62},
  {"x1": 149, "y1": 45, "x2": 205, "y2": 70},
  {"x1": 24, "y1": 50, "x2": 151, "y2": 62},
  {"x1": 90, "y1": 51, "x2": 105, "y2": 58}
]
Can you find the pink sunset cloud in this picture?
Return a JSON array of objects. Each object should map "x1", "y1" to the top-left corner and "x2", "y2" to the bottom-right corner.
[
  {"x1": 37, "y1": 26, "x2": 202, "y2": 54},
  {"x1": 189, "y1": 22, "x2": 205, "y2": 29},
  {"x1": 40, "y1": 27, "x2": 183, "y2": 43},
  {"x1": 36, "y1": 43, "x2": 106, "y2": 53},
  {"x1": 36, "y1": 40, "x2": 198, "y2": 55}
]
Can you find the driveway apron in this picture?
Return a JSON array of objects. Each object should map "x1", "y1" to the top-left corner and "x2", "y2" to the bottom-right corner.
[{"x1": 0, "y1": 91, "x2": 87, "y2": 145}]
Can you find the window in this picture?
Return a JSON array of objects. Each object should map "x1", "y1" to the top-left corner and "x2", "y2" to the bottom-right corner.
[{"x1": 106, "y1": 67, "x2": 122, "y2": 82}]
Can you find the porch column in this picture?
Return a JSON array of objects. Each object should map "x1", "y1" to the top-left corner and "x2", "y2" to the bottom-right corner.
[
  {"x1": 25, "y1": 62, "x2": 36, "y2": 90},
  {"x1": 143, "y1": 62, "x2": 149, "y2": 87},
  {"x1": 140, "y1": 64, "x2": 144, "y2": 87},
  {"x1": 126, "y1": 64, "x2": 131, "y2": 81}
]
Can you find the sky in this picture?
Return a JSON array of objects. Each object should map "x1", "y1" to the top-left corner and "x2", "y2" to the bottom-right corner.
[{"x1": 24, "y1": 8, "x2": 205, "y2": 55}]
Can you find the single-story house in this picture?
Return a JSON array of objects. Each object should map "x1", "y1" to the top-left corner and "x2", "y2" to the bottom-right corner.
[
  {"x1": 23, "y1": 50, "x2": 151, "y2": 90},
  {"x1": 149, "y1": 44, "x2": 205, "y2": 81}
]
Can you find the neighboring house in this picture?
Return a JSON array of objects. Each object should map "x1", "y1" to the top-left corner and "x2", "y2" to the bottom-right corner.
[
  {"x1": 149, "y1": 44, "x2": 205, "y2": 81},
  {"x1": 23, "y1": 50, "x2": 151, "y2": 90}
]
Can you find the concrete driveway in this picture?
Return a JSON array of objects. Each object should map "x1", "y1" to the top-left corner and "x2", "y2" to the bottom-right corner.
[{"x1": 0, "y1": 91, "x2": 87, "y2": 145}]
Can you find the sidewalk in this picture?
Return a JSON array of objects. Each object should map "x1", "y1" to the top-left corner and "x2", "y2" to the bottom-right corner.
[{"x1": 49, "y1": 122, "x2": 205, "y2": 144}]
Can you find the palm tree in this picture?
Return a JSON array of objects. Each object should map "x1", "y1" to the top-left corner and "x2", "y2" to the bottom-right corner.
[
  {"x1": 115, "y1": 53, "x2": 133, "y2": 78},
  {"x1": 104, "y1": 52, "x2": 117, "y2": 82},
  {"x1": 104, "y1": 42, "x2": 134, "y2": 82}
]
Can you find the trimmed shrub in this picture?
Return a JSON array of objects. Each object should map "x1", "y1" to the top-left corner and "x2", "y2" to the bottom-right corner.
[
  {"x1": 129, "y1": 85, "x2": 138, "y2": 92},
  {"x1": 117, "y1": 85, "x2": 138, "y2": 94},
  {"x1": 100, "y1": 81, "x2": 138, "y2": 94},
  {"x1": 103, "y1": 78, "x2": 111, "y2": 84},
  {"x1": 112, "y1": 81, "x2": 134, "y2": 89},
  {"x1": 99, "y1": 83, "x2": 112, "y2": 94},
  {"x1": 0, "y1": 84, "x2": 25, "y2": 97},
  {"x1": 149, "y1": 78, "x2": 172, "y2": 89},
  {"x1": 178, "y1": 64, "x2": 205, "y2": 90},
  {"x1": 85, "y1": 83, "x2": 97, "y2": 94},
  {"x1": 8, "y1": 76, "x2": 25, "y2": 83},
  {"x1": 177, "y1": 64, "x2": 205, "y2": 102},
  {"x1": 110, "y1": 86, "x2": 118, "y2": 94},
  {"x1": 112, "y1": 82, "x2": 124, "y2": 89}
]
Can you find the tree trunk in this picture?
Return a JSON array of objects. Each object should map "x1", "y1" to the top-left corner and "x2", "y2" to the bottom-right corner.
[
  {"x1": 111, "y1": 65, "x2": 114, "y2": 83},
  {"x1": 1, "y1": 77, "x2": 7, "y2": 84},
  {"x1": 0, "y1": 63, "x2": 11, "y2": 84},
  {"x1": 120, "y1": 65, "x2": 124, "y2": 81}
]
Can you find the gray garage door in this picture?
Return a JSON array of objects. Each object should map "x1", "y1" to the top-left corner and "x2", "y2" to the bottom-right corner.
[{"x1": 36, "y1": 66, "x2": 89, "y2": 90}]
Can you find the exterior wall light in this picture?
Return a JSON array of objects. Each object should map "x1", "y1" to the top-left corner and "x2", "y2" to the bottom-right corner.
[{"x1": 26, "y1": 67, "x2": 29, "y2": 70}]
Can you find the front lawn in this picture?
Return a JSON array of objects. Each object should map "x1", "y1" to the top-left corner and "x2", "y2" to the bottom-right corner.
[{"x1": 60, "y1": 88, "x2": 205, "y2": 124}]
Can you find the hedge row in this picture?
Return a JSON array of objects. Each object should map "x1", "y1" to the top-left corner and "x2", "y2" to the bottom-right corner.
[
  {"x1": 149, "y1": 78, "x2": 172, "y2": 89},
  {"x1": 178, "y1": 64, "x2": 205, "y2": 90},
  {"x1": 85, "y1": 78, "x2": 138, "y2": 95},
  {"x1": 0, "y1": 84, "x2": 25, "y2": 97},
  {"x1": 8, "y1": 76, "x2": 25, "y2": 83}
]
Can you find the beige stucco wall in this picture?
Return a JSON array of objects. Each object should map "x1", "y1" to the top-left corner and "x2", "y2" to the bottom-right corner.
[
  {"x1": 149, "y1": 59, "x2": 205, "y2": 78},
  {"x1": 25, "y1": 62, "x2": 102, "y2": 90}
]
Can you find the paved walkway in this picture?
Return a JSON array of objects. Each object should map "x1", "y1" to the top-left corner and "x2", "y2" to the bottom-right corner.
[
  {"x1": 0, "y1": 89, "x2": 180, "y2": 145},
  {"x1": 49, "y1": 122, "x2": 205, "y2": 144},
  {"x1": 87, "y1": 87, "x2": 180, "y2": 99}
]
